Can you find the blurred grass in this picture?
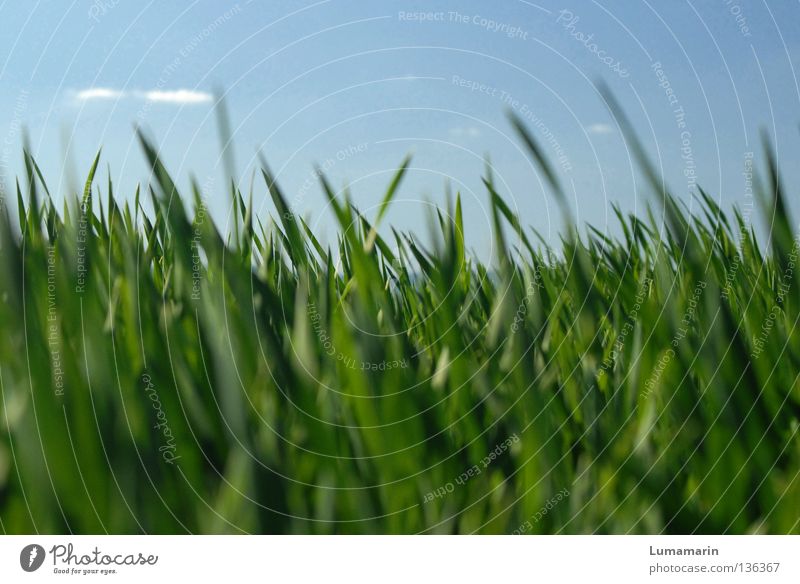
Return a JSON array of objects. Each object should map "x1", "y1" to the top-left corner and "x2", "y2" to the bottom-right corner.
[{"x1": 0, "y1": 111, "x2": 799, "y2": 534}]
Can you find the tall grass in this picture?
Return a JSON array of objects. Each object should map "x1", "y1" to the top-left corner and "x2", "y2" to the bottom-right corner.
[{"x1": 0, "y1": 110, "x2": 798, "y2": 534}]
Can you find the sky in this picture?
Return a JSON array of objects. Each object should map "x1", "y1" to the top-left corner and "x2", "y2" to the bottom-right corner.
[{"x1": 1, "y1": 0, "x2": 799, "y2": 256}]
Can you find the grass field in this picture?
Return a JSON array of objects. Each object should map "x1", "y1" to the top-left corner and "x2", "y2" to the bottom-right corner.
[{"x1": 0, "y1": 107, "x2": 799, "y2": 534}]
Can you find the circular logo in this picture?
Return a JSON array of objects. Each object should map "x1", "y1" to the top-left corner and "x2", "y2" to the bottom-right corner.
[{"x1": 20, "y1": 544, "x2": 46, "y2": 572}]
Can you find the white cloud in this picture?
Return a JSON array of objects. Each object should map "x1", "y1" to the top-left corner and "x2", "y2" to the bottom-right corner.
[
  {"x1": 140, "y1": 89, "x2": 213, "y2": 104},
  {"x1": 586, "y1": 123, "x2": 614, "y2": 135},
  {"x1": 72, "y1": 88, "x2": 213, "y2": 105},
  {"x1": 75, "y1": 87, "x2": 125, "y2": 101}
]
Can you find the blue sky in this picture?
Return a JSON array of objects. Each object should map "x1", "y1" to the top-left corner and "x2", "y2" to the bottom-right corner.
[{"x1": 1, "y1": 0, "x2": 799, "y2": 255}]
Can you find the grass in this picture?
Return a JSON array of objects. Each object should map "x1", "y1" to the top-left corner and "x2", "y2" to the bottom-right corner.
[{"x1": 0, "y1": 106, "x2": 799, "y2": 534}]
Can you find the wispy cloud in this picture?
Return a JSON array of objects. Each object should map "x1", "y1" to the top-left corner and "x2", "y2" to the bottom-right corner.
[
  {"x1": 586, "y1": 123, "x2": 614, "y2": 135},
  {"x1": 449, "y1": 126, "x2": 481, "y2": 138},
  {"x1": 139, "y1": 89, "x2": 213, "y2": 104},
  {"x1": 75, "y1": 87, "x2": 124, "y2": 101},
  {"x1": 73, "y1": 87, "x2": 213, "y2": 104}
]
